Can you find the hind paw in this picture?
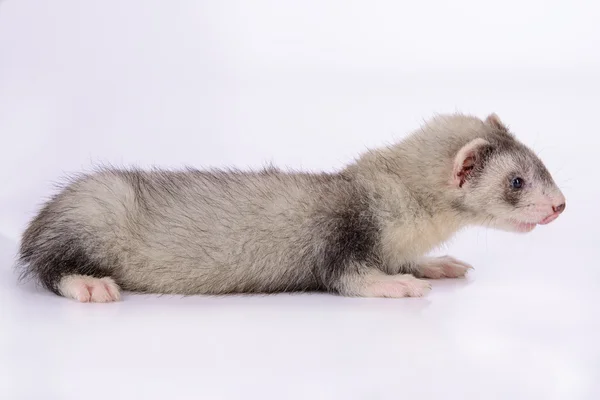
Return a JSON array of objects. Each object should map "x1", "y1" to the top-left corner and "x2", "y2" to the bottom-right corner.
[{"x1": 58, "y1": 275, "x2": 121, "y2": 303}]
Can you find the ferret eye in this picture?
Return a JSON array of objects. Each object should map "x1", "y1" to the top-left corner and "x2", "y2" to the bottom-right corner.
[{"x1": 511, "y1": 177, "x2": 524, "y2": 189}]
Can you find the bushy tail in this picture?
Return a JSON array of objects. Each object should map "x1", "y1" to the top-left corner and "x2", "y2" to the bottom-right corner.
[{"x1": 18, "y1": 203, "x2": 113, "y2": 298}]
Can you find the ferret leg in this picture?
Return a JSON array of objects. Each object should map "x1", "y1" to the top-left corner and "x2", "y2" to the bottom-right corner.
[
  {"x1": 412, "y1": 256, "x2": 472, "y2": 279},
  {"x1": 334, "y1": 266, "x2": 431, "y2": 298}
]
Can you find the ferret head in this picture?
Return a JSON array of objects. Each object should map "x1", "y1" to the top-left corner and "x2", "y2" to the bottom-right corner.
[{"x1": 449, "y1": 114, "x2": 565, "y2": 233}]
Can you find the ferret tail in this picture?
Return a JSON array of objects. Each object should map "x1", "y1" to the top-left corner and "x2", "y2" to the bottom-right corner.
[{"x1": 17, "y1": 215, "x2": 120, "y2": 303}]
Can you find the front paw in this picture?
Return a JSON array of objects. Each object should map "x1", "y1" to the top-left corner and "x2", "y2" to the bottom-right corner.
[
  {"x1": 362, "y1": 274, "x2": 432, "y2": 298},
  {"x1": 417, "y1": 256, "x2": 473, "y2": 279}
]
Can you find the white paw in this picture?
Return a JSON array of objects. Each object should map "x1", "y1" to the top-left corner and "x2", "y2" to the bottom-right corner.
[
  {"x1": 418, "y1": 256, "x2": 472, "y2": 279},
  {"x1": 363, "y1": 275, "x2": 432, "y2": 298},
  {"x1": 58, "y1": 275, "x2": 121, "y2": 303}
]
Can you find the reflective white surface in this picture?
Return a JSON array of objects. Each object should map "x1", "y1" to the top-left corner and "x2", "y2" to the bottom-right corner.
[
  {"x1": 2, "y1": 232, "x2": 599, "y2": 399},
  {"x1": 1, "y1": 1, "x2": 600, "y2": 399}
]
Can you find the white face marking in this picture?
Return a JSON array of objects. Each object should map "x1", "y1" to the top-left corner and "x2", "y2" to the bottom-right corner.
[
  {"x1": 512, "y1": 187, "x2": 566, "y2": 223},
  {"x1": 462, "y1": 149, "x2": 566, "y2": 232}
]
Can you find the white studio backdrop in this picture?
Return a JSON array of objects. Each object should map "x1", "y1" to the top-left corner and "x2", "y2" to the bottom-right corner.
[
  {"x1": 0, "y1": 0, "x2": 599, "y2": 246},
  {"x1": 2, "y1": 2, "x2": 600, "y2": 399}
]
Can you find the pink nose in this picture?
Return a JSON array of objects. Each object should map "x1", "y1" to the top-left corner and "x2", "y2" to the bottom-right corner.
[{"x1": 553, "y1": 202, "x2": 566, "y2": 214}]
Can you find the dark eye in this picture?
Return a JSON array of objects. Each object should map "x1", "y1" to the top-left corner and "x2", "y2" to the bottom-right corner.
[{"x1": 511, "y1": 177, "x2": 524, "y2": 189}]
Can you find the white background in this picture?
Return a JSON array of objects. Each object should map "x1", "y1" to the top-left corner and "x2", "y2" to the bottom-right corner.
[{"x1": 1, "y1": 1, "x2": 599, "y2": 399}]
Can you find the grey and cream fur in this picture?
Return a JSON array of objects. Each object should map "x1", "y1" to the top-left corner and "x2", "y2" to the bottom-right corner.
[{"x1": 18, "y1": 113, "x2": 566, "y2": 302}]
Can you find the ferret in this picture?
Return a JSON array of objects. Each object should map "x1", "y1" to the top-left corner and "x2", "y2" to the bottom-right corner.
[{"x1": 17, "y1": 113, "x2": 566, "y2": 302}]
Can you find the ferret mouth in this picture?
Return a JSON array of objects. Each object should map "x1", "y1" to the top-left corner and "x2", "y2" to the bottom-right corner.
[
  {"x1": 505, "y1": 212, "x2": 561, "y2": 233},
  {"x1": 538, "y1": 212, "x2": 560, "y2": 225}
]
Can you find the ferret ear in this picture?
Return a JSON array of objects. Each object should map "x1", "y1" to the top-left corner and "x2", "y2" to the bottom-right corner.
[
  {"x1": 451, "y1": 138, "x2": 491, "y2": 188},
  {"x1": 485, "y1": 113, "x2": 508, "y2": 131}
]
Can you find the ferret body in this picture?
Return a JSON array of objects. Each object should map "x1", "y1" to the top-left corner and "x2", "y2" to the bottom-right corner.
[{"x1": 18, "y1": 113, "x2": 566, "y2": 302}]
